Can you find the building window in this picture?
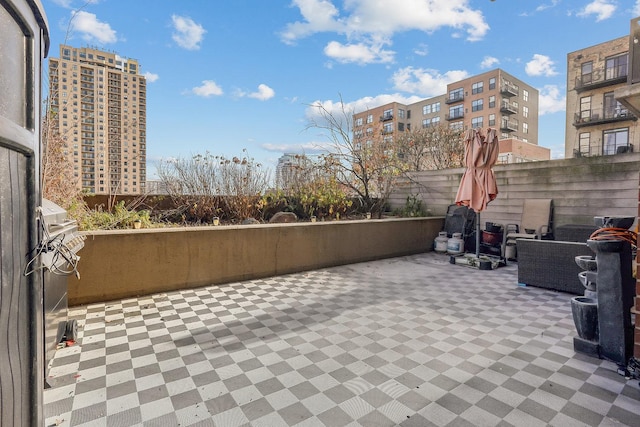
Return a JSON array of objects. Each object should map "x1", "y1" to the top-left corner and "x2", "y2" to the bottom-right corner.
[
  {"x1": 488, "y1": 96, "x2": 495, "y2": 108},
  {"x1": 472, "y1": 99, "x2": 483, "y2": 112},
  {"x1": 423, "y1": 104, "x2": 431, "y2": 115},
  {"x1": 472, "y1": 82, "x2": 484, "y2": 94},
  {"x1": 432, "y1": 116, "x2": 440, "y2": 125},
  {"x1": 422, "y1": 118, "x2": 430, "y2": 128},
  {"x1": 605, "y1": 53, "x2": 628, "y2": 80},
  {"x1": 398, "y1": 109, "x2": 405, "y2": 119},
  {"x1": 603, "y1": 128, "x2": 629, "y2": 155},
  {"x1": 366, "y1": 114, "x2": 373, "y2": 123},
  {"x1": 488, "y1": 114, "x2": 495, "y2": 127},
  {"x1": 604, "y1": 92, "x2": 628, "y2": 118},
  {"x1": 580, "y1": 96, "x2": 592, "y2": 121},
  {"x1": 449, "y1": 105, "x2": 463, "y2": 119},
  {"x1": 355, "y1": 117, "x2": 363, "y2": 126},
  {"x1": 522, "y1": 106, "x2": 529, "y2": 118},
  {"x1": 522, "y1": 90, "x2": 529, "y2": 102},
  {"x1": 398, "y1": 122, "x2": 405, "y2": 131},
  {"x1": 383, "y1": 123, "x2": 393, "y2": 133},
  {"x1": 523, "y1": 122, "x2": 528, "y2": 134},
  {"x1": 581, "y1": 62, "x2": 593, "y2": 85},
  {"x1": 450, "y1": 121, "x2": 464, "y2": 131},
  {"x1": 579, "y1": 133, "x2": 590, "y2": 156},
  {"x1": 432, "y1": 102, "x2": 440, "y2": 112},
  {"x1": 449, "y1": 88, "x2": 464, "y2": 102},
  {"x1": 471, "y1": 117, "x2": 483, "y2": 129}
]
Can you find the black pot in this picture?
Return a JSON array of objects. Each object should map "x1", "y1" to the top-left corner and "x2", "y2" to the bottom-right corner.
[{"x1": 485, "y1": 222, "x2": 502, "y2": 233}]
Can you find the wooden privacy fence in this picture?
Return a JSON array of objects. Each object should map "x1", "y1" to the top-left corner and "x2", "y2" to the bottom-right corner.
[{"x1": 389, "y1": 152, "x2": 640, "y2": 230}]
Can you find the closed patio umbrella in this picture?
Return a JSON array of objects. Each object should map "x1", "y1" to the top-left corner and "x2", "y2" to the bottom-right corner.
[{"x1": 455, "y1": 128, "x2": 499, "y2": 257}]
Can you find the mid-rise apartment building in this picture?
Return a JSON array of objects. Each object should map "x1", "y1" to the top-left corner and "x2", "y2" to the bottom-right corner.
[
  {"x1": 353, "y1": 69, "x2": 549, "y2": 166},
  {"x1": 566, "y1": 36, "x2": 638, "y2": 158},
  {"x1": 48, "y1": 45, "x2": 147, "y2": 195}
]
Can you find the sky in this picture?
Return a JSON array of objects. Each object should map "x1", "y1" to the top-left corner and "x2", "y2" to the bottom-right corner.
[{"x1": 40, "y1": 0, "x2": 640, "y2": 179}]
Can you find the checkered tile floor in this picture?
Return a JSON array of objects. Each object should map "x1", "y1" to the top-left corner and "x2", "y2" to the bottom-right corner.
[{"x1": 44, "y1": 253, "x2": 640, "y2": 426}]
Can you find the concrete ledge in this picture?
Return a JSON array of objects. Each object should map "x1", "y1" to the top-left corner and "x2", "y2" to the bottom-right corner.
[{"x1": 69, "y1": 217, "x2": 444, "y2": 305}]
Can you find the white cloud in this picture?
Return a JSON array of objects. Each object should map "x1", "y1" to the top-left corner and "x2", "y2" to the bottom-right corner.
[
  {"x1": 538, "y1": 85, "x2": 565, "y2": 115},
  {"x1": 634, "y1": 0, "x2": 640, "y2": 16},
  {"x1": 525, "y1": 54, "x2": 558, "y2": 77},
  {"x1": 480, "y1": 56, "x2": 499, "y2": 69},
  {"x1": 191, "y1": 80, "x2": 223, "y2": 97},
  {"x1": 261, "y1": 142, "x2": 331, "y2": 154},
  {"x1": 324, "y1": 40, "x2": 395, "y2": 64},
  {"x1": 69, "y1": 11, "x2": 117, "y2": 44},
  {"x1": 304, "y1": 93, "x2": 423, "y2": 126},
  {"x1": 391, "y1": 67, "x2": 470, "y2": 97},
  {"x1": 143, "y1": 72, "x2": 159, "y2": 83},
  {"x1": 171, "y1": 15, "x2": 206, "y2": 50},
  {"x1": 577, "y1": 0, "x2": 616, "y2": 22},
  {"x1": 281, "y1": 0, "x2": 490, "y2": 63},
  {"x1": 413, "y1": 43, "x2": 428, "y2": 57},
  {"x1": 248, "y1": 84, "x2": 276, "y2": 101},
  {"x1": 535, "y1": 0, "x2": 560, "y2": 13}
]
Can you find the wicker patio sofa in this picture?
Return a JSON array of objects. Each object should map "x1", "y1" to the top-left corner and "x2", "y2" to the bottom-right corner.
[{"x1": 516, "y1": 224, "x2": 597, "y2": 295}]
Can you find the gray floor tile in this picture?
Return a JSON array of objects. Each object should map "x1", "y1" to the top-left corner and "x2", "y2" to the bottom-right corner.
[{"x1": 43, "y1": 253, "x2": 640, "y2": 426}]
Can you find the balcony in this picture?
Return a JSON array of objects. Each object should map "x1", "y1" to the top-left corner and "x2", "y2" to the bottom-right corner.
[
  {"x1": 445, "y1": 93, "x2": 464, "y2": 104},
  {"x1": 445, "y1": 111, "x2": 464, "y2": 121},
  {"x1": 500, "y1": 83, "x2": 518, "y2": 97},
  {"x1": 500, "y1": 119, "x2": 518, "y2": 132},
  {"x1": 573, "y1": 107, "x2": 637, "y2": 128},
  {"x1": 43, "y1": 216, "x2": 640, "y2": 426},
  {"x1": 380, "y1": 114, "x2": 393, "y2": 122},
  {"x1": 500, "y1": 100, "x2": 518, "y2": 115},
  {"x1": 575, "y1": 67, "x2": 628, "y2": 93}
]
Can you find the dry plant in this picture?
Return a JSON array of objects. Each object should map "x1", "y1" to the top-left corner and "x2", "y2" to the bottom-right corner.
[
  {"x1": 306, "y1": 95, "x2": 406, "y2": 216},
  {"x1": 396, "y1": 124, "x2": 465, "y2": 171}
]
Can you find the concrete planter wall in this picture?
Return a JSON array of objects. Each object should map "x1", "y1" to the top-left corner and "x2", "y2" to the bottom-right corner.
[{"x1": 69, "y1": 218, "x2": 443, "y2": 305}]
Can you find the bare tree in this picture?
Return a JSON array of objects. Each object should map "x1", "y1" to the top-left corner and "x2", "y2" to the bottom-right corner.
[
  {"x1": 41, "y1": 110, "x2": 81, "y2": 208},
  {"x1": 305, "y1": 96, "x2": 406, "y2": 216},
  {"x1": 396, "y1": 124, "x2": 465, "y2": 171}
]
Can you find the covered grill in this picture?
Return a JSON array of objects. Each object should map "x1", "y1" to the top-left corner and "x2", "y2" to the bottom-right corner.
[{"x1": 36, "y1": 199, "x2": 85, "y2": 378}]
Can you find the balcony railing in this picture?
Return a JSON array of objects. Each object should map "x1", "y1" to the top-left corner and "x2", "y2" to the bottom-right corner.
[
  {"x1": 500, "y1": 84, "x2": 518, "y2": 97},
  {"x1": 575, "y1": 66, "x2": 628, "y2": 93},
  {"x1": 445, "y1": 93, "x2": 464, "y2": 104},
  {"x1": 500, "y1": 101, "x2": 518, "y2": 114},
  {"x1": 500, "y1": 119, "x2": 518, "y2": 132},
  {"x1": 380, "y1": 114, "x2": 393, "y2": 122},
  {"x1": 445, "y1": 111, "x2": 464, "y2": 121},
  {"x1": 573, "y1": 107, "x2": 637, "y2": 128}
]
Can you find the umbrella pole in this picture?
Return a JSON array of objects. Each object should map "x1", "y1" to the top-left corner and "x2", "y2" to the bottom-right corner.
[{"x1": 476, "y1": 212, "x2": 480, "y2": 258}]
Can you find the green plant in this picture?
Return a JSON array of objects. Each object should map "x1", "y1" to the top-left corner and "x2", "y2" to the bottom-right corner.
[
  {"x1": 393, "y1": 194, "x2": 427, "y2": 218},
  {"x1": 73, "y1": 200, "x2": 152, "y2": 231}
]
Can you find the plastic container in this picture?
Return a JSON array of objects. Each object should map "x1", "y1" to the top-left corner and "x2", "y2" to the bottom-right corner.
[
  {"x1": 447, "y1": 233, "x2": 464, "y2": 255},
  {"x1": 434, "y1": 232, "x2": 449, "y2": 253}
]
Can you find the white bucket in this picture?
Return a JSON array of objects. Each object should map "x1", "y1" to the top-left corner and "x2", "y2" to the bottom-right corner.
[{"x1": 434, "y1": 232, "x2": 449, "y2": 253}]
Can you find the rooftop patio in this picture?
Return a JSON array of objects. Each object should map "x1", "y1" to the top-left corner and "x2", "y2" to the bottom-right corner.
[{"x1": 44, "y1": 252, "x2": 640, "y2": 427}]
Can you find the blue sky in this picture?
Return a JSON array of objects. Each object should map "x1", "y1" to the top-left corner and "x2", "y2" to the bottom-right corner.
[{"x1": 41, "y1": 0, "x2": 640, "y2": 178}]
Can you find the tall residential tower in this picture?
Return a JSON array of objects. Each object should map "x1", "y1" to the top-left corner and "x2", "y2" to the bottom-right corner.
[{"x1": 48, "y1": 45, "x2": 147, "y2": 195}]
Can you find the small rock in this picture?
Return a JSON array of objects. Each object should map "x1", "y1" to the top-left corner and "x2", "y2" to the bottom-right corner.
[
  {"x1": 242, "y1": 218, "x2": 260, "y2": 225},
  {"x1": 269, "y1": 212, "x2": 298, "y2": 223}
]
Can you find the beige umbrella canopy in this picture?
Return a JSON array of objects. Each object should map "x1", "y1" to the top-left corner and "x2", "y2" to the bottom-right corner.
[
  {"x1": 455, "y1": 128, "x2": 499, "y2": 213},
  {"x1": 455, "y1": 128, "x2": 499, "y2": 256}
]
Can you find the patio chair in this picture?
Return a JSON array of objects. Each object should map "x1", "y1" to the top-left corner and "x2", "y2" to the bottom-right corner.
[{"x1": 503, "y1": 199, "x2": 553, "y2": 259}]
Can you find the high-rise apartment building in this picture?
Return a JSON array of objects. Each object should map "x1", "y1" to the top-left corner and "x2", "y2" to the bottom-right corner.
[
  {"x1": 48, "y1": 45, "x2": 146, "y2": 195},
  {"x1": 566, "y1": 36, "x2": 638, "y2": 158},
  {"x1": 353, "y1": 69, "x2": 549, "y2": 165}
]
